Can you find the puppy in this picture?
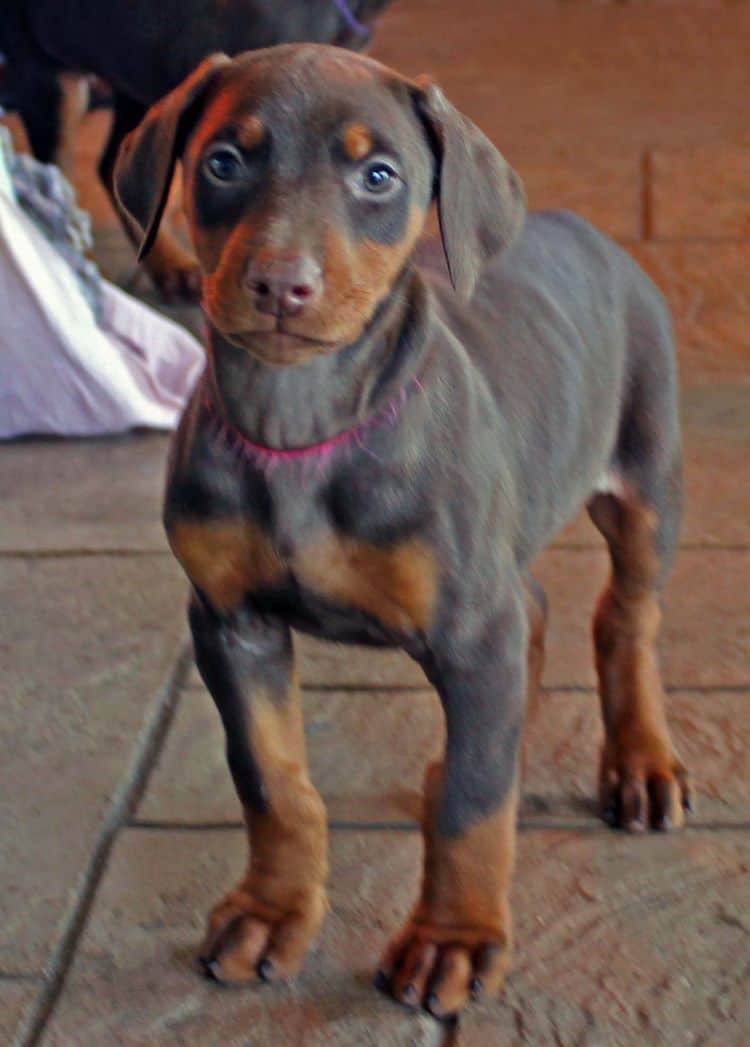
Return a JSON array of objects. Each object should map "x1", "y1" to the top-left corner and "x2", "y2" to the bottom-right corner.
[{"x1": 114, "y1": 45, "x2": 688, "y2": 1018}]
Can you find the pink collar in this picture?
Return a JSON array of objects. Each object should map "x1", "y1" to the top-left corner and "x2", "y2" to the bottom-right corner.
[{"x1": 204, "y1": 375, "x2": 423, "y2": 473}]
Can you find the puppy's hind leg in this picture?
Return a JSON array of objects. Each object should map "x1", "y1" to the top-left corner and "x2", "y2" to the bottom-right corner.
[
  {"x1": 520, "y1": 573, "x2": 548, "y2": 781},
  {"x1": 588, "y1": 315, "x2": 688, "y2": 832}
]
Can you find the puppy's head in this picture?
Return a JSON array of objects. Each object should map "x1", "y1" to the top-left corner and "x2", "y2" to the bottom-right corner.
[{"x1": 115, "y1": 45, "x2": 525, "y2": 367}]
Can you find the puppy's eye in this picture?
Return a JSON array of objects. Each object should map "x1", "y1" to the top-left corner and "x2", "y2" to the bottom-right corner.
[
  {"x1": 361, "y1": 161, "x2": 398, "y2": 193},
  {"x1": 204, "y1": 145, "x2": 244, "y2": 183}
]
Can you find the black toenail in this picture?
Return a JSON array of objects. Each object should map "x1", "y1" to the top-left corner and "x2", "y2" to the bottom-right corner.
[
  {"x1": 426, "y1": 992, "x2": 443, "y2": 1017},
  {"x1": 374, "y1": 970, "x2": 390, "y2": 992},
  {"x1": 200, "y1": 957, "x2": 222, "y2": 982}
]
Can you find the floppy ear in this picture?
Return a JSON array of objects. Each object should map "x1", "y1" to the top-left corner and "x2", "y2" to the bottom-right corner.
[
  {"x1": 114, "y1": 53, "x2": 231, "y2": 260},
  {"x1": 415, "y1": 81, "x2": 526, "y2": 299}
]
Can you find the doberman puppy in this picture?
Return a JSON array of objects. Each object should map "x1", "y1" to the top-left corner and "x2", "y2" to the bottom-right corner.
[
  {"x1": 1, "y1": 0, "x2": 390, "y2": 297},
  {"x1": 114, "y1": 45, "x2": 690, "y2": 1018}
]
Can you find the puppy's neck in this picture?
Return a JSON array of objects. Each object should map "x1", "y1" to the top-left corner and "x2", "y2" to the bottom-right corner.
[{"x1": 205, "y1": 268, "x2": 431, "y2": 451}]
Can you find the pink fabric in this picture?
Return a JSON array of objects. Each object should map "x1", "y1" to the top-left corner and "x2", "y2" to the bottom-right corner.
[{"x1": 0, "y1": 171, "x2": 204, "y2": 438}]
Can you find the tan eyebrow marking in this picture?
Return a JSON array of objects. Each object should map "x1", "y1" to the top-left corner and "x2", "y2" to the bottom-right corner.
[
  {"x1": 235, "y1": 114, "x2": 265, "y2": 150},
  {"x1": 343, "y1": 122, "x2": 374, "y2": 161}
]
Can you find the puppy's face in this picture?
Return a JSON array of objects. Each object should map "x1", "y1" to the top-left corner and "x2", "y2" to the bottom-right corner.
[
  {"x1": 181, "y1": 48, "x2": 434, "y2": 365},
  {"x1": 116, "y1": 46, "x2": 525, "y2": 367}
]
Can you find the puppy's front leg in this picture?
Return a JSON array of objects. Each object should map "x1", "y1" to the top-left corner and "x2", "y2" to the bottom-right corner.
[
  {"x1": 188, "y1": 592, "x2": 328, "y2": 984},
  {"x1": 379, "y1": 583, "x2": 526, "y2": 1017}
]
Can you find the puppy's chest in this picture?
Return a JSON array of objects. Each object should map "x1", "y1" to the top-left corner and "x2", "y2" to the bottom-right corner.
[{"x1": 167, "y1": 466, "x2": 438, "y2": 639}]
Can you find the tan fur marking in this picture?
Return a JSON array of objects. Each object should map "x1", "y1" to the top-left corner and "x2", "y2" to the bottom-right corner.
[
  {"x1": 521, "y1": 578, "x2": 548, "y2": 778},
  {"x1": 590, "y1": 486, "x2": 687, "y2": 826},
  {"x1": 343, "y1": 122, "x2": 374, "y2": 161},
  {"x1": 592, "y1": 495, "x2": 668, "y2": 740},
  {"x1": 201, "y1": 677, "x2": 328, "y2": 982},
  {"x1": 245, "y1": 686, "x2": 328, "y2": 903},
  {"x1": 168, "y1": 519, "x2": 284, "y2": 613},
  {"x1": 417, "y1": 765, "x2": 516, "y2": 941},
  {"x1": 168, "y1": 520, "x2": 436, "y2": 631},
  {"x1": 381, "y1": 767, "x2": 516, "y2": 1009},
  {"x1": 235, "y1": 114, "x2": 265, "y2": 150},
  {"x1": 297, "y1": 535, "x2": 438, "y2": 634}
]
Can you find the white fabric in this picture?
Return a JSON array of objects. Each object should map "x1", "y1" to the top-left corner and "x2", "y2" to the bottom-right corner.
[{"x1": 0, "y1": 149, "x2": 204, "y2": 438}]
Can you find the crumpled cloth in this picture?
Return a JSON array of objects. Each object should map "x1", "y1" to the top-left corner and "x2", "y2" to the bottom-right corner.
[
  {"x1": 0, "y1": 125, "x2": 102, "y2": 316},
  {"x1": 0, "y1": 126, "x2": 205, "y2": 438}
]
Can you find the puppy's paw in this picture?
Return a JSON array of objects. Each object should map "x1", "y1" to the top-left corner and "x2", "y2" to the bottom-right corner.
[
  {"x1": 199, "y1": 885, "x2": 326, "y2": 986},
  {"x1": 376, "y1": 921, "x2": 510, "y2": 1018},
  {"x1": 600, "y1": 737, "x2": 691, "y2": 833}
]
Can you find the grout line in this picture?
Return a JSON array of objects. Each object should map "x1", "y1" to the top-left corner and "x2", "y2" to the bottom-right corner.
[
  {"x1": 548, "y1": 542, "x2": 750, "y2": 553},
  {"x1": 641, "y1": 148, "x2": 654, "y2": 240},
  {"x1": 128, "y1": 819, "x2": 244, "y2": 831},
  {"x1": 13, "y1": 640, "x2": 194, "y2": 1047},
  {"x1": 302, "y1": 683, "x2": 431, "y2": 694},
  {"x1": 542, "y1": 684, "x2": 750, "y2": 695},
  {"x1": 125, "y1": 817, "x2": 750, "y2": 834},
  {"x1": 180, "y1": 682, "x2": 433, "y2": 695},
  {"x1": 1, "y1": 542, "x2": 748, "y2": 561},
  {"x1": 179, "y1": 682, "x2": 750, "y2": 696},
  {"x1": 0, "y1": 548, "x2": 169, "y2": 559},
  {"x1": 617, "y1": 234, "x2": 750, "y2": 247},
  {"x1": 127, "y1": 819, "x2": 422, "y2": 833},
  {"x1": 0, "y1": 974, "x2": 42, "y2": 983}
]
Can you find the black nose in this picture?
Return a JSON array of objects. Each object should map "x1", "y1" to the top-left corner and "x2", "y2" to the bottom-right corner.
[{"x1": 246, "y1": 255, "x2": 323, "y2": 317}]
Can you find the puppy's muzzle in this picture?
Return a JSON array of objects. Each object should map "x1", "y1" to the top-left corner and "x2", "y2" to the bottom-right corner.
[{"x1": 246, "y1": 254, "x2": 324, "y2": 318}]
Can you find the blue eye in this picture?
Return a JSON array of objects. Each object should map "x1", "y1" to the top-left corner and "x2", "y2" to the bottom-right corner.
[
  {"x1": 362, "y1": 161, "x2": 398, "y2": 193},
  {"x1": 205, "y1": 146, "x2": 244, "y2": 182}
]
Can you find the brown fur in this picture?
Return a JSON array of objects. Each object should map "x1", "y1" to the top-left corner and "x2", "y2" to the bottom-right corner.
[
  {"x1": 169, "y1": 518, "x2": 437, "y2": 630},
  {"x1": 235, "y1": 113, "x2": 265, "y2": 150},
  {"x1": 590, "y1": 487, "x2": 687, "y2": 830},
  {"x1": 382, "y1": 761, "x2": 516, "y2": 1014},
  {"x1": 168, "y1": 518, "x2": 285, "y2": 612},
  {"x1": 200, "y1": 682, "x2": 328, "y2": 982},
  {"x1": 299, "y1": 535, "x2": 438, "y2": 633},
  {"x1": 343, "y1": 122, "x2": 374, "y2": 161},
  {"x1": 194, "y1": 208, "x2": 426, "y2": 357}
]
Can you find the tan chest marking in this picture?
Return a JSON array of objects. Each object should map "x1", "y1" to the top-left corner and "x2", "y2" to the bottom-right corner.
[
  {"x1": 169, "y1": 519, "x2": 284, "y2": 614},
  {"x1": 168, "y1": 519, "x2": 438, "y2": 632},
  {"x1": 296, "y1": 535, "x2": 438, "y2": 634}
]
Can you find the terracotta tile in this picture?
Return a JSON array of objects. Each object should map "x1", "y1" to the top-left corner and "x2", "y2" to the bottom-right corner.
[
  {"x1": 534, "y1": 548, "x2": 750, "y2": 689},
  {"x1": 523, "y1": 689, "x2": 750, "y2": 824},
  {"x1": 650, "y1": 143, "x2": 750, "y2": 239},
  {"x1": 0, "y1": 557, "x2": 186, "y2": 974},
  {"x1": 373, "y1": 4, "x2": 750, "y2": 154},
  {"x1": 44, "y1": 827, "x2": 750, "y2": 1045},
  {"x1": 628, "y1": 243, "x2": 750, "y2": 387},
  {"x1": 0, "y1": 434, "x2": 173, "y2": 552},
  {"x1": 461, "y1": 830, "x2": 750, "y2": 1044},
  {"x1": 0, "y1": 981, "x2": 40, "y2": 1044},
  {"x1": 520, "y1": 150, "x2": 641, "y2": 240},
  {"x1": 44, "y1": 829, "x2": 441, "y2": 1046},
  {"x1": 681, "y1": 384, "x2": 750, "y2": 545}
]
